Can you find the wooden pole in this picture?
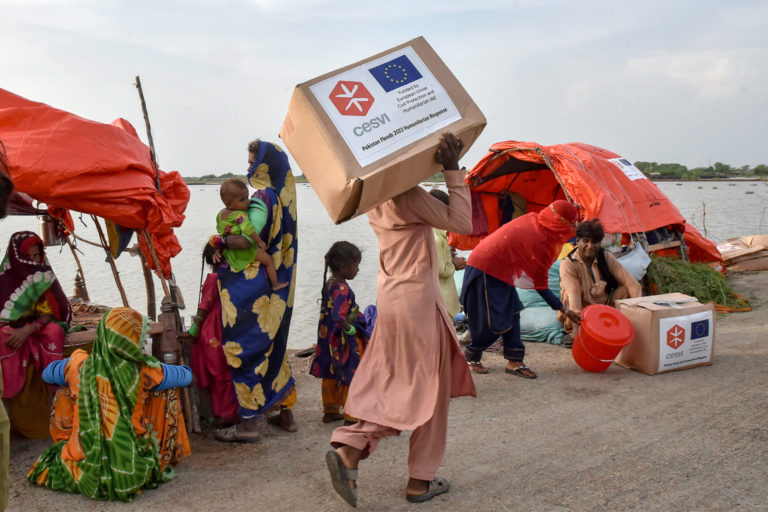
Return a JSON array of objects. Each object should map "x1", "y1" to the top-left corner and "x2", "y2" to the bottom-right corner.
[
  {"x1": 134, "y1": 76, "x2": 162, "y2": 193},
  {"x1": 157, "y1": 298, "x2": 201, "y2": 433},
  {"x1": 141, "y1": 229, "x2": 173, "y2": 303},
  {"x1": 137, "y1": 249, "x2": 157, "y2": 320},
  {"x1": 134, "y1": 77, "x2": 199, "y2": 431},
  {"x1": 64, "y1": 234, "x2": 90, "y2": 300},
  {"x1": 92, "y1": 216, "x2": 129, "y2": 307}
]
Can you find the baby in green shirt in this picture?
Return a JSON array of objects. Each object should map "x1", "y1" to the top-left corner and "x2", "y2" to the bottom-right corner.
[{"x1": 217, "y1": 179, "x2": 288, "y2": 291}]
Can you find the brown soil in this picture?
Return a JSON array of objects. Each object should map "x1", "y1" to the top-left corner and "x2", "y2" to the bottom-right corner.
[{"x1": 7, "y1": 272, "x2": 768, "y2": 511}]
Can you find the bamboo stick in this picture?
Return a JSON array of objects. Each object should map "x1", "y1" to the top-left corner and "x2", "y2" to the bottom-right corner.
[
  {"x1": 134, "y1": 77, "x2": 199, "y2": 432},
  {"x1": 141, "y1": 229, "x2": 172, "y2": 302},
  {"x1": 137, "y1": 249, "x2": 157, "y2": 320},
  {"x1": 64, "y1": 234, "x2": 90, "y2": 300},
  {"x1": 69, "y1": 231, "x2": 107, "y2": 249},
  {"x1": 92, "y1": 216, "x2": 129, "y2": 307},
  {"x1": 134, "y1": 76, "x2": 162, "y2": 193}
]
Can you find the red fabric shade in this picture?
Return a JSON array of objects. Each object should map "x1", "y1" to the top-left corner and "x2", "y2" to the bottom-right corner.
[
  {"x1": 0, "y1": 88, "x2": 189, "y2": 277},
  {"x1": 449, "y1": 140, "x2": 722, "y2": 267}
]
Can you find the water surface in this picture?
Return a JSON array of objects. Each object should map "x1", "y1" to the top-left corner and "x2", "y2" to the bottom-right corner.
[{"x1": 2, "y1": 180, "x2": 766, "y2": 348}]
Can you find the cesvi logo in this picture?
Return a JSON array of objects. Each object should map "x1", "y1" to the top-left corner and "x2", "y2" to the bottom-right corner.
[
  {"x1": 329, "y1": 81, "x2": 374, "y2": 116},
  {"x1": 666, "y1": 324, "x2": 685, "y2": 350}
]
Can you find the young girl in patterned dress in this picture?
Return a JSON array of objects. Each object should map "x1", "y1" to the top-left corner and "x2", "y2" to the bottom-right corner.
[{"x1": 311, "y1": 241, "x2": 374, "y2": 424}]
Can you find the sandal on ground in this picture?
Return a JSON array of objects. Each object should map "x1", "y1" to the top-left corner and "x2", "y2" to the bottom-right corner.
[
  {"x1": 406, "y1": 477, "x2": 451, "y2": 503},
  {"x1": 323, "y1": 412, "x2": 345, "y2": 424},
  {"x1": 467, "y1": 361, "x2": 489, "y2": 374},
  {"x1": 269, "y1": 409, "x2": 298, "y2": 432},
  {"x1": 213, "y1": 425, "x2": 261, "y2": 443},
  {"x1": 504, "y1": 364, "x2": 537, "y2": 379},
  {"x1": 296, "y1": 345, "x2": 316, "y2": 358},
  {"x1": 562, "y1": 336, "x2": 574, "y2": 349},
  {"x1": 505, "y1": 364, "x2": 537, "y2": 379},
  {"x1": 326, "y1": 450, "x2": 358, "y2": 508}
]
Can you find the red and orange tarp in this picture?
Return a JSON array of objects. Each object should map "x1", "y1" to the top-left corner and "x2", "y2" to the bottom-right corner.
[
  {"x1": 449, "y1": 140, "x2": 722, "y2": 267},
  {"x1": 0, "y1": 88, "x2": 189, "y2": 277}
]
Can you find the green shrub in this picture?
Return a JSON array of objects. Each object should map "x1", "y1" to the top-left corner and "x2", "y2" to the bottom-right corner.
[{"x1": 646, "y1": 256, "x2": 749, "y2": 309}]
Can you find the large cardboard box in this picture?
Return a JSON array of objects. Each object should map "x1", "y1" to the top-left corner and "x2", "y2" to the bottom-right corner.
[
  {"x1": 717, "y1": 237, "x2": 768, "y2": 271},
  {"x1": 615, "y1": 293, "x2": 715, "y2": 375},
  {"x1": 279, "y1": 36, "x2": 486, "y2": 223}
]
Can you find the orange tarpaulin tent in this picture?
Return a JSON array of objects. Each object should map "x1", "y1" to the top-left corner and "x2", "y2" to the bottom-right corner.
[
  {"x1": 448, "y1": 140, "x2": 722, "y2": 267},
  {"x1": 0, "y1": 88, "x2": 189, "y2": 277}
]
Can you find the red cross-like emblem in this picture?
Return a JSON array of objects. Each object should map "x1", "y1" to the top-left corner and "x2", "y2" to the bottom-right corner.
[
  {"x1": 329, "y1": 81, "x2": 374, "y2": 116},
  {"x1": 666, "y1": 324, "x2": 685, "y2": 350}
]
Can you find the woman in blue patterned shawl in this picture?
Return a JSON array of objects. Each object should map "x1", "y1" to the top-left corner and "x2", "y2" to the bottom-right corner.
[{"x1": 212, "y1": 140, "x2": 298, "y2": 443}]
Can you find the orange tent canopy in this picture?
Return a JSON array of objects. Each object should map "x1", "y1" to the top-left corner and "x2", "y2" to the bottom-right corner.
[
  {"x1": 449, "y1": 140, "x2": 722, "y2": 266},
  {"x1": 0, "y1": 88, "x2": 189, "y2": 277}
]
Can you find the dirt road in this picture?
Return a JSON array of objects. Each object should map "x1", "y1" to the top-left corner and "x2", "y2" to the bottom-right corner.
[{"x1": 7, "y1": 272, "x2": 768, "y2": 512}]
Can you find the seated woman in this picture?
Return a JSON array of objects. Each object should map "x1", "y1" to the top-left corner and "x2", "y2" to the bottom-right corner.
[
  {"x1": 0, "y1": 231, "x2": 71, "y2": 438},
  {"x1": 559, "y1": 219, "x2": 643, "y2": 335},
  {"x1": 28, "y1": 307, "x2": 192, "y2": 502}
]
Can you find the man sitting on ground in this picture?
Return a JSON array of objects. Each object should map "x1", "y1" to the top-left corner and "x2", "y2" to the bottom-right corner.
[{"x1": 559, "y1": 219, "x2": 642, "y2": 341}]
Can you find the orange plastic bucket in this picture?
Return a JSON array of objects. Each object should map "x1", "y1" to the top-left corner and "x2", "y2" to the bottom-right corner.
[{"x1": 572, "y1": 305, "x2": 634, "y2": 372}]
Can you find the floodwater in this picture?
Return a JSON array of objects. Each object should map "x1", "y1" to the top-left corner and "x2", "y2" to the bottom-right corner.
[{"x1": 2, "y1": 180, "x2": 766, "y2": 349}]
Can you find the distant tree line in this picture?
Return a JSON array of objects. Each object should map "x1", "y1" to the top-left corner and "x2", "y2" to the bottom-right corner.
[
  {"x1": 634, "y1": 161, "x2": 768, "y2": 180},
  {"x1": 184, "y1": 172, "x2": 308, "y2": 183},
  {"x1": 185, "y1": 162, "x2": 767, "y2": 184}
]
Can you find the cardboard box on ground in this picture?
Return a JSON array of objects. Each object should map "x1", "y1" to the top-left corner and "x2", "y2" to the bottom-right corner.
[
  {"x1": 279, "y1": 36, "x2": 486, "y2": 223},
  {"x1": 615, "y1": 293, "x2": 715, "y2": 375},
  {"x1": 717, "y1": 235, "x2": 768, "y2": 272}
]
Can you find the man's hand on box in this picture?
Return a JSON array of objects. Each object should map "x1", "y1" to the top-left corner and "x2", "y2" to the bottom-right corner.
[{"x1": 435, "y1": 132, "x2": 464, "y2": 171}]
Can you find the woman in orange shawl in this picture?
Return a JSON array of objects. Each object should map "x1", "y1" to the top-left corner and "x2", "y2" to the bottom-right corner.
[
  {"x1": 461, "y1": 200, "x2": 582, "y2": 378},
  {"x1": 28, "y1": 307, "x2": 191, "y2": 502}
]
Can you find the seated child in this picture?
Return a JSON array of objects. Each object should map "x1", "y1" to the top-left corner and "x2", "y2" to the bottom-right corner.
[
  {"x1": 216, "y1": 178, "x2": 287, "y2": 291},
  {"x1": 310, "y1": 241, "x2": 376, "y2": 425}
]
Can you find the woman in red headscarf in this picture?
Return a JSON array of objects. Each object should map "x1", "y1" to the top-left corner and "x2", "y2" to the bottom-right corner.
[
  {"x1": 0, "y1": 231, "x2": 71, "y2": 437},
  {"x1": 461, "y1": 200, "x2": 582, "y2": 378}
]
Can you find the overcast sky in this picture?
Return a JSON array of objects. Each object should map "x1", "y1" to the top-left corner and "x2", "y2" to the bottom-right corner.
[{"x1": 2, "y1": 0, "x2": 767, "y2": 176}]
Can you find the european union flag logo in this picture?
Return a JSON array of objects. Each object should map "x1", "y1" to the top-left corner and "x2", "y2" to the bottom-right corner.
[
  {"x1": 369, "y1": 55, "x2": 423, "y2": 92},
  {"x1": 691, "y1": 319, "x2": 709, "y2": 340}
]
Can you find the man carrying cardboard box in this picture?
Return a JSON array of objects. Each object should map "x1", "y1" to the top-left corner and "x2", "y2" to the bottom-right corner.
[
  {"x1": 280, "y1": 36, "x2": 486, "y2": 223},
  {"x1": 325, "y1": 133, "x2": 475, "y2": 507}
]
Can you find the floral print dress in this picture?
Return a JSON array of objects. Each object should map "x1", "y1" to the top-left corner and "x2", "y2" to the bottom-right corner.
[{"x1": 311, "y1": 281, "x2": 368, "y2": 386}]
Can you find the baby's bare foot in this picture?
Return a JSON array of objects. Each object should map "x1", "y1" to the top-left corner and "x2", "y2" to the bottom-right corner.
[{"x1": 272, "y1": 281, "x2": 289, "y2": 291}]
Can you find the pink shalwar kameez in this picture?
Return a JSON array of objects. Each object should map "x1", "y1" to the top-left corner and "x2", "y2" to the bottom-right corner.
[{"x1": 331, "y1": 171, "x2": 476, "y2": 481}]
